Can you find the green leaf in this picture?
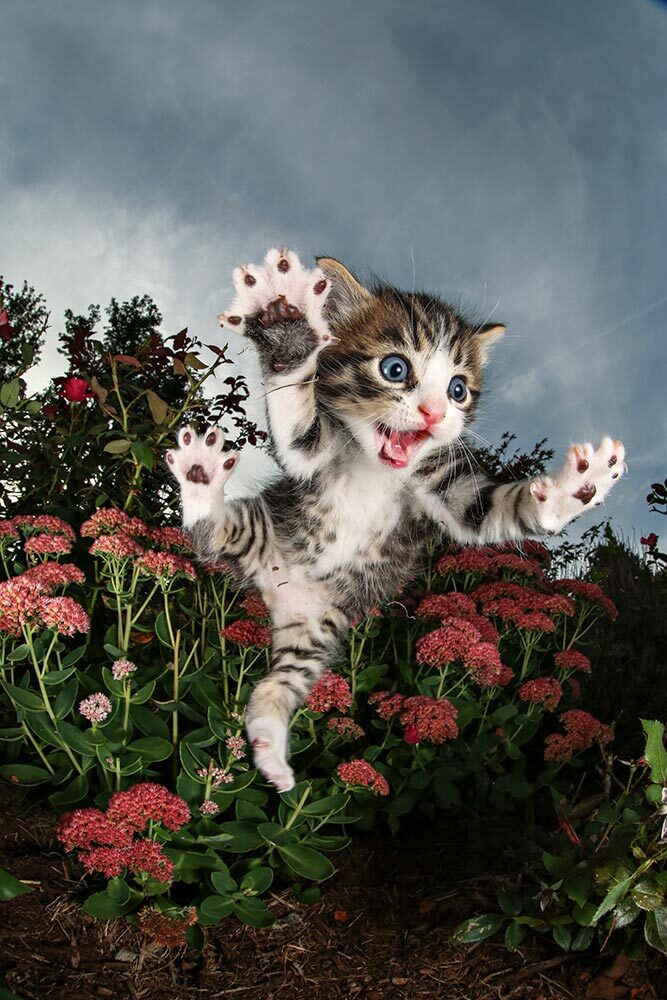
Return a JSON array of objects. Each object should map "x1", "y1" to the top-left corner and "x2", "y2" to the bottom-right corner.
[
  {"x1": 60, "y1": 645, "x2": 87, "y2": 669},
  {"x1": 571, "y1": 926, "x2": 595, "y2": 951},
  {"x1": 591, "y1": 877, "x2": 633, "y2": 925},
  {"x1": 276, "y1": 844, "x2": 334, "y2": 882},
  {"x1": 199, "y1": 894, "x2": 235, "y2": 922},
  {"x1": 233, "y1": 895, "x2": 276, "y2": 927},
  {"x1": 564, "y1": 875, "x2": 591, "y2": 909},
  {"x1": 450, "y1": 913, "x2": 504, "y2": 945},
  {"x1": 0, "y1": 763, "x2": 52, "y2": 785},
  {"x1": 240, "y1": 867, "x2": 273, "y2": 895},
  {"x1": 504, "y1": 920, "x2": 526, "y2": 951},
  {"x1": 211, "y1": 869, "x2": 238, "y2": 895},
  {"x1": 154, "y1": 611, "x2": 172, "y2": 647},
  {"x1": 107, "y1": 877, "x2": 131, "y2": 904},
  {"x1": 54, "y1": 678, "x2": 79, "y2": 719},
  {"x1": 1, "y1": 681, "x2": 46, "y2": 712},
  {"x1": 0, "y1": 379, "x2": 21, "y2": 409},
  {"x1": 641, "y1": 720, "x2": 667, "y2": 783},
  {"x1": 644, "y1": 906, "x2": 667, "y2": 955},
  {"x1": 631, "y1": 879, "x2": 665, "y2": 912},
  {"x1": 82, "y1": 889, "x2": 131, "y2": 919},
  {"x1": 219, "y1": 822, "x2": 263, "y2": 853},
  {"x1": 56, "y1": 721, "x2": 97, "y2": 757},
  {"x1": 42, "y1": 667, "x2": 78, "y2": 686},
  {"x1": 131, "y1": 441, "x2": 154, "y2": 470},
  {"x1": 146, "y1": 390, "x2": 169, "y2": 425},
  {"x1": 128, "y1": 737, "x2": 173, "y2": 761},
  {"x1": 49, "y1": 772, "x2": 90, "y2": 809},
  {"x1": 130, "y1": 681, "x2": 156, "y2": 705},
  {"x1": 8, "y1": 644, "x2": 30, "y2": 662},
  {"x1": 258, "y1": 822, "x2": 299, "y2": 848},
  {"x1": 0, "y1": 868, "x2": 35, "y2": 900},
  {"x1": 130, "y1": 705, "x2": 170, "y2": 740},
  {"x1": 552, "y1": 924, "x2": 572, "y2": 951},
  {"x1": 612, "y1": 897, "x2": 641, "y2": 930},
  {"x1": 301, "y1": 793, "x2": 349, "y2": 818},
  {"x1": 103, "y1": 439, "x2": 131, "y2": 455}
]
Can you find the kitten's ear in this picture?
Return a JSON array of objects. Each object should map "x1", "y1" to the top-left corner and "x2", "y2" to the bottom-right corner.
[
  {"x1": 477, "y1": 323, "x2": 506, "y2": 362},
  {"x1": 316, "y1": 257, "x2": 372, "y2": 319}
]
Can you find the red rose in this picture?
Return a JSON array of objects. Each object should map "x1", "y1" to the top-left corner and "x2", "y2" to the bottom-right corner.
[
  {"x1": 0, "y1": 309, "x2": 14, "y2": 342},
  {"x1": 640, "y1": 533, "x2": 658, "y2": 548},
  {"x1": 61, "y1": 376, "x2": 93, "y2": 403},
  {"x1": 404, "y1": 724, "x2": 420, "y2": 745}
]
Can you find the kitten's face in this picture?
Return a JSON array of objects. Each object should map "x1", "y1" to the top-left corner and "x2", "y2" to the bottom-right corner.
[{"x1": 316, "y1": 259, "x2": 504, "y2": 470}]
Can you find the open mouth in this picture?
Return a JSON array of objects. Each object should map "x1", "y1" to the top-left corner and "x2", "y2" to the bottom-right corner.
[{"x1": 374, "y1": 424, "x2": 431, "y2": 468}]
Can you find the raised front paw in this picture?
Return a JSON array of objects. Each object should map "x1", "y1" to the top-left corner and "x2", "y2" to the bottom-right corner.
[
  {"x1": 167, "y1": 427, "x2": 239, "y2": 526},
  {"x1": 530, "y1": 437, "x2": 625, "y2": 533},
  {"x1": 218, "y1": 247, "x2": 333, "y2": 356}
]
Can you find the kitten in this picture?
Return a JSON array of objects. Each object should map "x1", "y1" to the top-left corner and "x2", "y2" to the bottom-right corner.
[{"x1": 166, "y1": 248, "x2": 625, "y2": 792}]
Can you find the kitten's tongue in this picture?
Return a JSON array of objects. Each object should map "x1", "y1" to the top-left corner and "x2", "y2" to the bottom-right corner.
[{"x1": 375, "y1": 427, "x2": 426, "y2": 468}]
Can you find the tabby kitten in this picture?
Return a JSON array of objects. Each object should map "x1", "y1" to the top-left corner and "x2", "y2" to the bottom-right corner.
[{"x1": 166, "y1": 248, "x2": 625, "y2": 791}]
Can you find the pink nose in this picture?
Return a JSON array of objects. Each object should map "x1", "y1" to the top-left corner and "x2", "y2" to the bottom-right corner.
[{"x1": 418, "y1": 402, "x2": 446, "y2": 428}]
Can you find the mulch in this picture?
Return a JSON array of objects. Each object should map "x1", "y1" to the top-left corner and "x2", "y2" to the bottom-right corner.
[{"x1": 1, "y1": 784, "x2": 665, "y2": 1000}]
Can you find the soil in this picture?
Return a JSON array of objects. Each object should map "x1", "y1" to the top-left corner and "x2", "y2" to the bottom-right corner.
[{"x1": 1, "y1": 784, "x2": 665, "y2": 1000}]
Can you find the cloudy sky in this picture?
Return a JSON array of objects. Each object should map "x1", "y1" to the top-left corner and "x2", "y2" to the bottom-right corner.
[{"x1": 3, "y1": 0, "x2": 666, "y2": 539}]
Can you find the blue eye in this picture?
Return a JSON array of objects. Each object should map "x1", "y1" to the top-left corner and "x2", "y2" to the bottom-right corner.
[
  {"x1": 379, "y1": 355, "x2": 410, "y2": 382},
  {"x1": 448, "y1": 376, "x2": 467, "y2": 402}
]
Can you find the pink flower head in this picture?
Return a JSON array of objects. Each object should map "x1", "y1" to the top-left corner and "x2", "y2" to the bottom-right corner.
[
  {"x1": 518, "y1": 677, "x2": 563, "y2": 711},
  {"x1": 225, "y1": 735, "x2": 246, "y2": 760},
  {"x1": 79, "y1": 692, "x2": 112, "y2": 723},
  {"x1": 21, "y1": 562, "x2": 85, "y2": 589},
  {"x1": 90, "y1": 533, "x2": 144, "y2": 559},
  {"x1": 81, "y1": 846, "x2": 129, "y2": 878},
  {"x1": 0, "y1": 576, "x2": 49, "y2": 636},
  {"x1": 369, "y1": 691, "x2": 406, "y2": 720},
  {"x1": 61, "y1": 375, "x2": 94, "y2": 403},
  {"x1": 544, "y1": 709, "x2": 614, "y2": 763},
  {"x1": 0, "y1": 519, "x2": 20, "y2": 541},
  {"x1": 554, "y1": 649, "x2": 592, "y2": 674},
  {"x1": 399, "y1": 696, "x2": 458, "y2": 744},
  {"x1": 135, "y1": 551, "x2": 196, "y2": 581},
  {"x1": 200, "y1": 799, "x2": 220, "y2": 816},
  {"x1": 305, "y1": 670, "x2": 353, "y2": 713},
  {"x1": 415, "y1": 618, "x2": 482, "y2": 669},
  {"x1": 415, "y1": 592, "x2": 477, "y2": 620},
  {"x1": 196, "y1": 762, "x2": 232, "y2": 788},
  {"x1": 112, "y1": 658, "x2": 137, "y2": 681},
  {"x1": 148, "y1": 525, "x2": 193, "y2": 553},
  {"x1": 18, "y1": 515, "x2": 76, "y2": 540},
  {"x1": 56, "y1": 807, "x2": 133, "y2": 851},
  {"x1": 465, "y1": 642, "x2": 511, "y2": 687},
  {"x1": 554, "y1": 579, "x2": 618, "y2": 620},
  {"x1": 39, "y1": 596, "x2": 90, "y2": 635},
  {"x1": 240, "y1": 590, "x2": 270, "y2": 619},
  {"x1": 80, "y1": 508, "x2": 148, "y2": 539},
  {"x1": 128, "y1": 839, "x2": 174, "y2": 882},
  {"x1": 326, "y1": 716, "x2": 365, "y2": 739},
  {"x1": 336, "y1": 760, "x2": 390, "y2": 796},
  {"x1": 220, "y1": 618, "x2": 272, "y2": 648},
  {"x1": 106, "y1": 782, "x2": 190, "y2": 833}
]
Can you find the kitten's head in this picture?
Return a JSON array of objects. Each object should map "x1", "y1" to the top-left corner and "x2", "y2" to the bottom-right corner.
[{"x1": 315, "y1": 258, "x2": 505, "y2": 470}]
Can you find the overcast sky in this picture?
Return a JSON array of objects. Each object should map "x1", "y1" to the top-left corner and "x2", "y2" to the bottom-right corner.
[{"x1": 2, "y1": 0, "x2": 666, "y2": 540}]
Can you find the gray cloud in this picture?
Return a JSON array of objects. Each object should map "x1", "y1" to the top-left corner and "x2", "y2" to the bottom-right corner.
[{"x1": 2, "y1": 0, "x2": 666, "y2": 536}]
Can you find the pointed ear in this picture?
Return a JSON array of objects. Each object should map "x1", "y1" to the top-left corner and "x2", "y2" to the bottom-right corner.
[
  {"x1": 477, "y1": 322, "x2": 506, "y2": 362},
  {"x1": 316, "y1": 257, "x2": 372, "y2": 319}
]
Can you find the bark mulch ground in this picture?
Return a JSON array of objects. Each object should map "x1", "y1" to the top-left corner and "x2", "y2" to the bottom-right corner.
[{"x1": 1, "y1": 785, "x2": 665, "y2": 1000}]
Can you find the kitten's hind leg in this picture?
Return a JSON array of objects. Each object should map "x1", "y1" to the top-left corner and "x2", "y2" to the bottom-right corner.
[{"x1": 247, "y1": 611, "x2": 347, "y2": 792}]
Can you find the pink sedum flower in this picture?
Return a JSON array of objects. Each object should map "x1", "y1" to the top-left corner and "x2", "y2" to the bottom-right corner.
[
  {"x1": 79, "y1": 692, "x2": 112, "y2": 723},
  {"x1": 554, "y1": 649, "x2": 592, "y2": 674},
  {"x1": 135, "y1": 551, "x2": 196, "y2": 580},
  {"x1": 106, "y1": 782, "x2": 190, "y2": 833},
  {"x1": 81, "y1": 508, "x2": 149, "y2": 539},
  {"x1": 369, "y1": 691, "x2": 406, "y2": 720},
  {"x1": 518, "y1": 677, "x2": 563, "y2": 711},
  {"x1": 554, "y1": 579, "x2": 618, "y2": 620},
  {"x1": 225, "y1": 735, "x2": 246, "y2": 760},
  {"x1": 200, "y1": 799, "x2": 220, "y2": 816},
  {"x1": 39, "y1": 596, "x2": 90, "y2": 635},
  {"x1": 21, "y1": 563, "x2": 85, "y2": 589},
  {"x1": 90, "y1": 533, "x2": 144, "y2": 559},
  {"x1": 240, "y1": 591, "x2": 270, "y2": 619},
  {"x1": 400, "y1": 696, "x2": 458, "y2": 744},
  {"x1": 336, "y1": 760, "x2": 390, "y2": 796},
  {"x1": 326, "y1": 716, "x2": 365, "y2": 739},
  {"x1": 220, "y1": 618, "x2": 272, "y2": 648},
  {"x1": 544, "y1": 709, "x2": 614, "y2": 763},
  {"x1": 112, "y1": 658, "x2": 137, "y2": 681},
  {"x1": 305, "y1": 670, "x2": 353, "y2": 713}
]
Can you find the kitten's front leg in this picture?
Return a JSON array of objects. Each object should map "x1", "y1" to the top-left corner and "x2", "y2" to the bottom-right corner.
[
  {"x1": 219, "y1": 248, "x2": 335, "y2": 479},
  {"x1": 527, "y1": 437, "x2": 625, "y2": 534}
]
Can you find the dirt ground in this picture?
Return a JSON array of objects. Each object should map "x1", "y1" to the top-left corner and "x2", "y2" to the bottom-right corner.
[{"x1": 1, "y1": 785, "x2": 665, "y2": 1000}]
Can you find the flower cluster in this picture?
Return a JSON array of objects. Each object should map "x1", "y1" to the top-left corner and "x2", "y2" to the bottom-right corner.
[
  {"x1": 399, "y1": 696, "x2": 458, "y2": 744},
  {"x1": 305, "y1": 670, "x2": 353, "y2": 713},
  {"x1": 21, "y1": 563, "x2": 85, "y2": 589},
  {"x1": 112, "y1": 658, "x2": 137, "y2": 681},
  {"x1": 415, "y1": 618, "x2": 510, "y2": 686},
  {"x1": 326, "y1": 716, "x2": 365, "y2": 740},
  {"x1": 369, "y1": 690, "x2": 405, "y2": 720},
  {"x1": 435, "y1": 545, "x2": 544, "y2": 580},
  {"x1": 138, "y1": 906, "x2": 197, "y2": 948},
  {"x1": 90, "y1": 533, "x2": 144, "y2": 559},
  {"x1": 57, "y1": 783, "x2": 190, "y2": 883},
  {"x1": 220, "y1": 618, "x2": 272, "y2": 649},
  {"x1": 544, "y1": 710, "x2": 614, "y2": 763},
  {"x1": 554, "y1": 649, "x2": 592, "y2": 674},
  {"x1": 336, "y1": 760, "x2": 390, "y2": 796},
  {"x1": 553, "y1": 579, "x2": 618, "y2": 620},
  {"x1": 518, "y1": 677, "x2": 563, "y2": 711},
  {"x1": 197, "y1": 761, "x2": 234, "y2": 788},
  {"x1": 240, "y1": 590, "x2": 270, "y2": 619},
  {"x1": 474, "y1": 581, "x2": 575, "y2": 633},
  {"x1": 147, "y1": 525, "x2": 193, "y2": 553},
  {"x1": 0, "y1": 576, "x2": 90, "y2": 637},
  {"x1": 12, "y1": 514, "x2": 76, "y2": 540},
  {"x1": 23, "y1": 533, "x2": 73, "y2": 557},
  {"x1": 226, "y1": 735, "x2": 246, "y2": 760},
  {"x1": 136, "y1": 551, "x2": 197, "y2": 581},
  {"x1": 80, "y1": 509, "x2": 149, "y2": 539},
  {"x1": 79, "y1": 692, "x2": 113, "y2": 723}
]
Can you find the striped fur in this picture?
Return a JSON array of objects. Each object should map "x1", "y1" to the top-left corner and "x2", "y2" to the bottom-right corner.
[{"x1": 168, "y1": 249, "x2": 625, "y2": 790}]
